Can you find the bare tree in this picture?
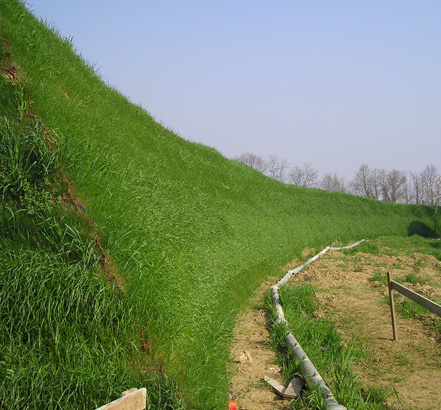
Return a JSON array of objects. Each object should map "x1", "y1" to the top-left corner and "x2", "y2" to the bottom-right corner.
[
  {"x1": 235, "y1": 154, "x2": 438, "y2": 209},
  {"x1": 278, "y1": 158, "x2": 290, "y2": 183},
  {"x1": 420, "y1": 165, "x2": 439, "y2": 206},
  {"x1": 350, "y1": 164, "x2": 374, "y2": 198},
  {"x1": 410, "y1": 171, "x2": 422, "y2": 204},
  {"x1": 234, "y1": 152, "x2": 267, "y2": 173},
  {"x1": 289, "y1": 163, "x2": 318, "y2": 188},
  {"x1": 266, "y1": 155, "x2": 289, "y2": 182},
  {"x1": 349, "y1": 164, "x2": 439, "y2": 205},
  {"x1": 425, "y1": 176, "x2": 441, "y2": 235},
  {"x1": 384, "y1": 169, "x2": 407, "y2": 203},
  {"x1": 320, "y1": 173, "x2": 346, "y2": 192},
  {"x1": 350, "y1": 165, "x2": 386, "y2": 200},
  {"x1": 368, "y1": 168, "x2": 383, "y2": 200},
  {"x1": 403, "y1": 173, "x2": 414, "y2": 204}
]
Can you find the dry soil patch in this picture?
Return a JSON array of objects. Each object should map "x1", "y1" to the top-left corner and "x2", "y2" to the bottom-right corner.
[
  {"x1": 228, "y1": 279, "x2": 290, "y2": 410},
  {"x1": 229, "y1": 246, "x2": 441, "y2": 410},
  {"x1": 290, "y1": 249, "x2": 441, "y2": 409}
]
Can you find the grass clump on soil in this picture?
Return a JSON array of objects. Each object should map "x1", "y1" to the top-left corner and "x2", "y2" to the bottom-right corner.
[
  {"x1": 393, "y1": 289, "x2": 441, "y2": 335},
  {"x1": 0, "y1": 1, "x2": 438, "y2": 408},
  {"x1": 348, "y1": 236, "x2": 441, "y2": 337},
  {"x1": 347, "y1": 236, "x2": 441, "y2": 342},
  {"x1": 267, "y1": 285, "x2": 391, "y2": 410}
]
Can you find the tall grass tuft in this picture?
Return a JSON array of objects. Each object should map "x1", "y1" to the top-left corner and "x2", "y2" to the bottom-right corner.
[{"x1": 0, "y1": 51, "x2": 184, "y2": 409}]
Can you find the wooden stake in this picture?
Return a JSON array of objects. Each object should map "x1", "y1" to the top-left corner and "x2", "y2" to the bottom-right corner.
[{"x1": 387, "y1": 272, "x2": 397, "y2": 341}]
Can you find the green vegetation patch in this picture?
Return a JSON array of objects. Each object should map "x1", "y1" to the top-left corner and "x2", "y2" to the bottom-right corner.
[
  {"x1": 0, "y1": 50, "x2": 184, "y2": 410},
  {"x1": 0, "y1": 1, "x2": 438, "y2": 408}
]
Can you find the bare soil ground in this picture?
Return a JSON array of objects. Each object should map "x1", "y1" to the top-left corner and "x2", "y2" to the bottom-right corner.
[
  {"x1": 229, "y1": 243, "x2": 441, "y2": 410},
  {"x1": 228, "y1": 278, "x2": 289, "y2": 410}
]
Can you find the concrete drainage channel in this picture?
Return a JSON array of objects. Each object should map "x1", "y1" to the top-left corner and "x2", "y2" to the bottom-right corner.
[{"x1": 270, "y1": 240, "x2": 366, "y2": 410}]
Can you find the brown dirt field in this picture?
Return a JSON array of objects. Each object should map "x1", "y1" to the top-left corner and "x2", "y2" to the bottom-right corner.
[{"x1": 229, "y1": 242, "x2": 441, "y2": 410}]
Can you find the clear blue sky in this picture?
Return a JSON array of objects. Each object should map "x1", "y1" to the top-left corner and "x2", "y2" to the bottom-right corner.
[{"x1": 27, "y1": 1, "x2": 441, "y2": 180}]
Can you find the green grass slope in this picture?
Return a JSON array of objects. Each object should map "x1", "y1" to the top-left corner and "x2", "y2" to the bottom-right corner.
[{"x1": 0, "y1": 2, "x2": 435, "y2": 409}]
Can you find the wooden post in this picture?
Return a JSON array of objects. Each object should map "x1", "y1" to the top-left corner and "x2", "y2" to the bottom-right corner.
[{"x1": 387, "y1": 272, "x2": 397, "y2": 341}]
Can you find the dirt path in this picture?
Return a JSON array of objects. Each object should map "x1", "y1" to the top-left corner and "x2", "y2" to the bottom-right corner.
[
  {"x1": 228, "y1": 279, "x2": 290, "y2": 410},
  {"x1": 228, "y1": 243, "x2": 441, "y2": 410}
]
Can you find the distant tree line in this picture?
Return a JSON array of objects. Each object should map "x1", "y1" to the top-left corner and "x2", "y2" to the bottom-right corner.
[{"x1": 234, "y1": 152, "x2": 440, "y2": 206}]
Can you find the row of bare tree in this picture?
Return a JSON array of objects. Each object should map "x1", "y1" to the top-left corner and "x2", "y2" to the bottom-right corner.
[{"x1": 234, "y1": 152, "x2": 440, "y2": 206}]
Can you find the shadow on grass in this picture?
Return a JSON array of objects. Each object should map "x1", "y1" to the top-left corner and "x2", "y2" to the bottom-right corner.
[{"x1": 408, "y1": 221, "x2": 439, "y2": 238}]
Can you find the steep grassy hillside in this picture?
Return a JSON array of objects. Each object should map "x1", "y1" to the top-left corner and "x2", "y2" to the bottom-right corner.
[{"x1": 0, "y1": 2, "x2": 435, "y2": 409}]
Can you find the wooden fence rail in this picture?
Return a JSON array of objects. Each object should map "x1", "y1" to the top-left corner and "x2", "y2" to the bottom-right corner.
[{"x1": 387, "y1": 272, "x2": 441, "y2": 341}]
